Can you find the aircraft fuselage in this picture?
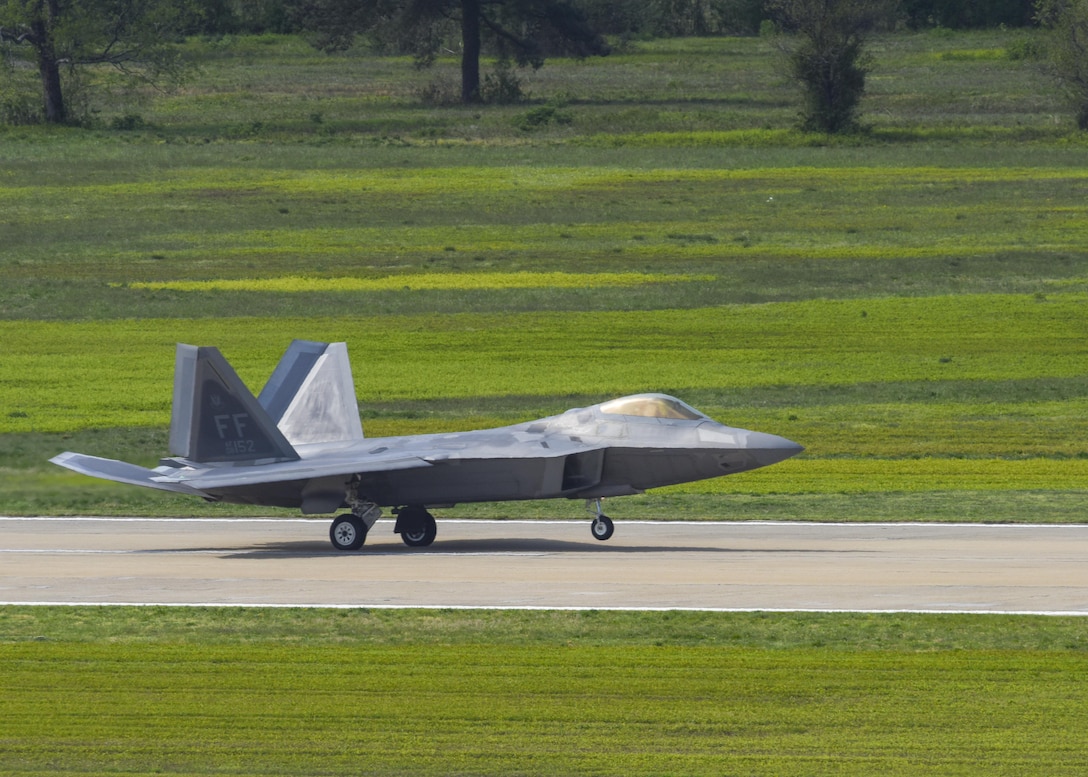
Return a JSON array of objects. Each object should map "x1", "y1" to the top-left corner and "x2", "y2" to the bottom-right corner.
[{"x1": 194, "y1": 400, "x2": 801, "y2": 510}]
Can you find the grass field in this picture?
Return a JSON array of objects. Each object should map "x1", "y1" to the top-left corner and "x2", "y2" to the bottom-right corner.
[
  {"x1": 2, "y1": 607, "x2": 1087, "y2": 776},
  {"x1": 1, "y1": 38, "x2": 1084, "y2": 500},
  {"x1": 2, "y1": 31, "x2": 1087, "y2": 520},
  {"x1": 2, "y1": 30, "x2": 1088, "y2": 775}
]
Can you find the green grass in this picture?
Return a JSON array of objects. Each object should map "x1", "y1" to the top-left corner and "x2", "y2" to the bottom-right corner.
[
  {"x1": 4, "y1": 295, "x2": 1088, "y2": 514},
  {"x1": 6, "y1": 294, "x2": 1088, "y2": 428},
  {"x1": 2, "y1": 30, "x2": 1087, "y2": 520},
  {"x1": 2, "y1": 608, "x2": 1087, "y2": 776},
  {"x1": 125, "y1": 271, "x2": 709, "y2": 292},
  {"x1": 7, "y1": 163, "x2": 1088, "y2": 289}
]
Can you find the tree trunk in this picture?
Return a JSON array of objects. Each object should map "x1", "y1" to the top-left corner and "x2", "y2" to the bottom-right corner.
[
  {"x1": 38, "y1": 51, "x2": 66, "y2": 123},
  {"x1": 32, "y1": 0, "x2": 67, "y2": 123},
  {"x1": 460, "y1": 0, "x2": 481, "y2": 103}
]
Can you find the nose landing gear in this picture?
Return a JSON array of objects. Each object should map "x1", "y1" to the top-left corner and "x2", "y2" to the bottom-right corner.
[{"x1": 586, "y1": 499, "x2": 614, "y2": 541}]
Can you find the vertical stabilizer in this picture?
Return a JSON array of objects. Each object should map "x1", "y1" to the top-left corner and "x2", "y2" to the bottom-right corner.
[
  {"x1": 258, "y1": 340, "x2": 364, "y2": 445},
  {"x1": 169, "y1": 344, "x2": 300, "y2": 463}
]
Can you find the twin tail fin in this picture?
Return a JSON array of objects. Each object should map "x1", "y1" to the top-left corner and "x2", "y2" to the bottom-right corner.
[
  {"x1": 258, "y1": 340, "x2": 363, "y2": 446},
  {"x1": 169, "y1": 345, "x2": 300, "y2": 463},
  {"x1": 169, "y1": 340, "x2": 362, "y2": 464}
]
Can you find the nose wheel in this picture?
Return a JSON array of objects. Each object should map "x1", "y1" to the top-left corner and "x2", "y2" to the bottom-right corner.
[
  {"x1": 586, "y1": 499, "x2": 614, "y2": 541},
  {"x1": 591, "y1": 515, "x2": 614, "y2": 541}
]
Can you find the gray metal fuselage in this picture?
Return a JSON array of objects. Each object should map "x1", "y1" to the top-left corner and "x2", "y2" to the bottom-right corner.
[{"x1": 187, "y1": 398, "x2": 801, "y2": 511}]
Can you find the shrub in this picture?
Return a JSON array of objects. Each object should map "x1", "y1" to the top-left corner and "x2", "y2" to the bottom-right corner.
[
  {"x1": 480, "y1": 59, "x2": 525, "y2": 105},
  {"x1": 513, "y1": 103, "x2": 573, "y2": 131},
  {"x1": 0, "y1": 92, "x2": 41, "y2": 125},
  {"x1": 1036, "y1": 0, "x2": 1088, "y2": 130},
  {"x1": 109, "y1": 113, "x2": 147, "y2": 130},
  {"x1": 766, "y1": 0, "x2": 894, "y2": 134}
]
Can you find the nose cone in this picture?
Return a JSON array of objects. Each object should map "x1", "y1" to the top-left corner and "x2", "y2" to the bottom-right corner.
[{"x1": 744, "y1": 431, "x2": 804, "y2": 468}]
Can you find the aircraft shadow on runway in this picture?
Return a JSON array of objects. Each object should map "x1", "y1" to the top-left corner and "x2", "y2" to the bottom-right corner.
[
  {"x1": 223, "y1": 538, "x2": 715, "y2": 558},
  {"x1": 221, "y1": 537, "x2": 847, "y2": 559}
]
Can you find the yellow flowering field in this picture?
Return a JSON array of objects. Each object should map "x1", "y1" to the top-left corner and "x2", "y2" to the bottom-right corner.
[{"x1": 125, "y1": 271, "x2": 709, "y2": 293}]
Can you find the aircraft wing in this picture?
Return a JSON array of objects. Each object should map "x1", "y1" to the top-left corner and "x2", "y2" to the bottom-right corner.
[
  {"x1": 151, "y1": 452, "x2": 432, "y2": 491},
  {"x1": 53, "y1": 428, "x2": 611, "y2": 509},
  {"x1": 161, "y1": 432, "x2": 609, "y2": 490},
  {"x1": 52, "y1": 448, "x2": 431, "y2": 494}
]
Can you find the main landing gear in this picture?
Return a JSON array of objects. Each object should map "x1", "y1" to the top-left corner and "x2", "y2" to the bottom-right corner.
[
  {"x1": 586, "y1": 499, "x2": 614, "y2": 541},
  {"x1": 393, "y1": 505, "x2": 437, "y2": 548},
  {"x1": 329, "y1": 502, "x2": 438, "y2": 551},
  {"x1": 329, "y1": 501, "x2": 381, "y2": 551},
  {"x1": 329, "y1": 514, "x2": 365, "y2": 550}
]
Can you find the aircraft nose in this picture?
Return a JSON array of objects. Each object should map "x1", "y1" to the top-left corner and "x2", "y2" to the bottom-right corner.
[{"x1": 745, "y1": 431, "x2": 804, "y2": 468}]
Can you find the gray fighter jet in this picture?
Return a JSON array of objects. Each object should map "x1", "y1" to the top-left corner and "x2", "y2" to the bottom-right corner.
[{"x1": 51, "y1": 340, "x2": 803, "y2": 550}]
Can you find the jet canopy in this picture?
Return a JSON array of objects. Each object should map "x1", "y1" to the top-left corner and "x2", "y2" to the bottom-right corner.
[{"x1": 599, "y1": 394, "x2": 706, "y2": 421}]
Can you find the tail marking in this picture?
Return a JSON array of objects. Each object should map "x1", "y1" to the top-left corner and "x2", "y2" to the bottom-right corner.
[{"x1": 169, "y1": 344, "x2": 299, "y2": 464}]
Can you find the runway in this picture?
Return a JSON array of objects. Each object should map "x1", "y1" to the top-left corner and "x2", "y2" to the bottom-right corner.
[{"x1": 2, "y1": 517, "x2": 1087, "y2": 613}]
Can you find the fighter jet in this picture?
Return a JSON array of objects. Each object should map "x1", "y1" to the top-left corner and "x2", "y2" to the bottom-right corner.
[{"x1": 51, "y1": 340, "x2": 803, "y2": 550}]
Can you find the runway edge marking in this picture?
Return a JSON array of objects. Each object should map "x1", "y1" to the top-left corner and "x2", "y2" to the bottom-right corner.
[{"x1": 0, "y1": 602, "x2": 1085, "y2": 616}]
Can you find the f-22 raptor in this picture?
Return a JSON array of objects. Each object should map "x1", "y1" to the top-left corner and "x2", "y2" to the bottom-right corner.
[{"x1": 51, "y1": 341, "x2": 803, "y2": 550}]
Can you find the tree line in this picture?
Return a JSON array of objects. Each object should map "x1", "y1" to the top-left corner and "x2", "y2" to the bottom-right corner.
[
  {"x1": 2, "y1": 0, "x2": 1086, "y2": 130},
  {"x1": 194, "y1": 0, "x2": 1039, "y2": 38}
]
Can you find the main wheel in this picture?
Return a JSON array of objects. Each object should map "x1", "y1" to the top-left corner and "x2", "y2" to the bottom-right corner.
[
  {"x1": 399, "y1": 507, "x2": 437, "y2": 548},
  {"x1": 330, "y1": 514, "x2": 367, "y2": 551},
  {"x1": 591, "y1": 515, "x2": 614, "y2": 541}
]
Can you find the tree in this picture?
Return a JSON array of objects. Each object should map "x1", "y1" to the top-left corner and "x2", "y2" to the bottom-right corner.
[
  {"x1": 0, "y1": 0, "x2": 193, "y2": 124},
  {"x1": 765, "y1": 0, "x2": 892, "y2": 133},
  {"x1": 290, "y1": 0, "x2": 610, "y2": 103},
  {"x1": 1036, "y1": 0, "x2": 1088, "y2": 129}
]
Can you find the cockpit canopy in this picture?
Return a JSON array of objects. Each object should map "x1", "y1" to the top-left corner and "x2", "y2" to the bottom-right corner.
[{"x1": 599, "y1": 394, "x2": 706, "y2": 421}]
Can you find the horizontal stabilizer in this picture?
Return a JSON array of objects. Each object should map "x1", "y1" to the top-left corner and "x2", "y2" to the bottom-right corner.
[
  {"x1": 258, "y1": 340, "x2": 363, "y2": 445},
  {"x1": 49, "y1": 452, "x2": 208, "y2": 497}
]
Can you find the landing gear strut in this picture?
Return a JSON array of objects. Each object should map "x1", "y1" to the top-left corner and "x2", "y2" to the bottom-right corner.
[
  {"x1": 394, "y1": 505, "x2": 437, "y2": 548},
  {"x1": 586, "y1": 499, "x2": 614, "y2": 541}
]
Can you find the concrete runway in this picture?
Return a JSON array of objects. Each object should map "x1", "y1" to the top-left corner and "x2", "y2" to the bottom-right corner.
[{"x1": 2, "y1": 517, "x2": 1087, "y2": 613}]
